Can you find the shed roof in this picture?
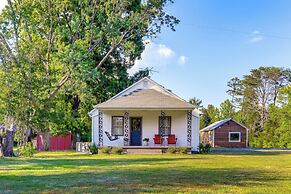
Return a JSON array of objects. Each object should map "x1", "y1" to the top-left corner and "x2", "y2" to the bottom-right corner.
[
  {"x1": 200, "y1": 118, "x2": 248, "y2": 132},
  {"x1": 94, "y1": 89, "x2": 195, "y2": 110}
]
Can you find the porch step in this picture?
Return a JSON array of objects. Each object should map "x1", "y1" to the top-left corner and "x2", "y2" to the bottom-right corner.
[{"x1": 125, "y1": 148, "x2": 163, "y2": 154}]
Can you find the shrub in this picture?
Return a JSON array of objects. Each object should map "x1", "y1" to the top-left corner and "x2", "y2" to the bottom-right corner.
[
  {"x1": 99, "y1": 147, "x2": 111, "y2": 154},
  {"x1": 167, "y1": 146, "x2": 177, "y2": 154},
  {"x1": 88, "y1": 144, "x2": 98, "y2": 155},
  {"x1": 18, "y1": 142, "x2": 36, "y2": 157},
  {"x1": 178, "y1": 147, "x2": 189, "y2": 154},
  {"x1": 198, "y1": 143, "x2": 211, "y2": 154},
  {"x1": 111, "y1": 147, "x2": 123, "y2": 155}
]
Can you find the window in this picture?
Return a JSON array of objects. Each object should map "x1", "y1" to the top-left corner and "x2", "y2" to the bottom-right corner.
[
  {"x1": 159, "y1": 116, "x2": 171, "y2": 136},
  {"x1": 229, "y1": 132, "x2": 241, "y2": 142},
  {"x1": 112, "y1": 116, "x2": 124, "y2": 136}
]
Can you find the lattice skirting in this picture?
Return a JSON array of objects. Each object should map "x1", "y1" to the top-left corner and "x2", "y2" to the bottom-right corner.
[
  {"x1": 124, "y1": 112, "x2": 129, "y2": 146},
  {"x1": 187, "y1": 110, "x2": 192, "y2": 146},
  {"x1": 98, "y1": 110, "x2": 103, "y2": 146}
]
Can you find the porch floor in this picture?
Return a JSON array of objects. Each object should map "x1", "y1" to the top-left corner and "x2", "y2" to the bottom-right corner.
[{"x1": 121, "y1": 146, "x2": 192, "y2": 154}]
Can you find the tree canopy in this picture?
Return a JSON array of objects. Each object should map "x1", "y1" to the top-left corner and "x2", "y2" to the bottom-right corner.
[
  {"x1": 0, "y1": 0, "x2": 179, "y2": 152},
  {"x1": 200, "y1": 66, "x2": 291, "y2": 148}
]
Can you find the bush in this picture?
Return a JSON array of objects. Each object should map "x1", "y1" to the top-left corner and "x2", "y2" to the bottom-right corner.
[
  {"x1": 99, "y1": 147, "x2": 124, "y2": 154},
  {"x1": 99, "y1": 147, "x2": 111, "y2": 154},
  {"x1": 18, "y1": 142, "x2": 36, "y2": 157},
  {"x1": 178, "y1": 147, "x2": 189, "y2": 154},
  {"x1": 198, "y1": 143, "x2": 211, "y2": 154},
  {"x1": 167, "y1": 146, "x2": 177, "y2": 154},
  {"x1": 88, "y1": 144, "x2": 98, "y2": 155},
  {"x1": 111, "y1": 147, "x2": 123, "y2": 155}
]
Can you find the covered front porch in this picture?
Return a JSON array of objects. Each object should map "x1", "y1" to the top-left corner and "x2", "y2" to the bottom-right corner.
[{"x1": 91, "y1": 109, "x2": 200, "y2": 151}]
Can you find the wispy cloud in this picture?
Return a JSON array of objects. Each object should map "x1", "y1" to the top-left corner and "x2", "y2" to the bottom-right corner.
[
  {"x1": 157, "y1": 44, "x2": 175, "y2": 58},
  {"x1": 178, "y1": 55, "x2": 186, "y2": 65},
  {"x1": 128, "y1": 40, "x2": 187, "y2": 74},
  {"x1": 0, "y1": 2, "x2": 7, "y2": 11},
  {"x1": 128, "y1": 40, "x2": 175, "y2": 74},
  {"x1": 247, "y1": 30, "x2": 264, "y2": 43}
]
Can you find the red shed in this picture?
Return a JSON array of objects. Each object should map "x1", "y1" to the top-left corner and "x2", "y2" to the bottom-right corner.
[
  {"x1": 36, "y1": 133, "x2": 72, "y2": 151},
  {"x1": 201, "y1": 118, "x2": 248, "y2": 148}
]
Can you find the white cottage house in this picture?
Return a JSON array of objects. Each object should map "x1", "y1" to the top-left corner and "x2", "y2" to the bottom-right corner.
[{"x1": 89, "y1": 77, "x2": 200, "y2": 152}]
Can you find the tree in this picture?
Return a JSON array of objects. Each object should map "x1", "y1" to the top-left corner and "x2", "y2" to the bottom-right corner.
[
  {"x1": 227, "y1": 66, "x2": 291, "y2": 147},
  {"x1": 260, "y1": 85, "x2": 291, "y2": 148},
  {"x1": 227, "y1": 77, "x2": 243, "y2": 109},
  {"x1": 189, "y1": 97, "x2": 203, "y2": 110},
  {"x1": 219, "y1": 99, "x2": 235, "y2": 119},
  {"x1": 242, "y1": 67, "x2": 290, "y2": 132},
  {"x1": 200, "y1": 104, "x2": 220, "y2": 129},
  {"x1": 0, "y1": 0, "x2": 179, "y2": 152},
  {"x1": 130, "y1": 67, "x2": 155, "y2": 84}
]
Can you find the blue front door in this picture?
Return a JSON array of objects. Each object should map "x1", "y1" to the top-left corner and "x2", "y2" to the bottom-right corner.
[{"x1": 130, "y1": 117, "x2": 142, "y2": 146}]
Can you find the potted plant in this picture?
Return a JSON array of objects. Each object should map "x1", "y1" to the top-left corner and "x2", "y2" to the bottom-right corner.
[{"x1": 143, "y1": 138, "x2": 149, "y2": 146}]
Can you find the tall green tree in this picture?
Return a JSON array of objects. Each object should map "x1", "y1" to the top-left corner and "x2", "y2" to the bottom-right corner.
[
  {"x1": 227, "y1": 66, "x2": 291, "y2": 147},
  {"x1": 260, "y1": 85, "x2": 291, "y2": 148},
  {"x1": 0, "y1": 0, "x2": 179, "y2": 151},
  {"x1": 227, "y1": 77, "x2": 243, "y2": 109},
  {"x1": 200, "y1": 104, "x2": 220, "y2": 129},
  {"x1": 219, "y1": 99, "x2": 235, "y2": 119},
  {"x1": 242, "y1": 67, "x2": 290, "y2": 132}
]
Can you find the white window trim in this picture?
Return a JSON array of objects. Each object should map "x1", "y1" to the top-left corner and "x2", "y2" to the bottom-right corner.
[
  {"x1": 212, "y1": 130, "x2": 215, "y2": 147},
  {"x1": 229, "y1": 132, "x2": 241, "y2": 142},
  {"x1": 112, "y1": 116, "x2": 124, "y2": 136}
]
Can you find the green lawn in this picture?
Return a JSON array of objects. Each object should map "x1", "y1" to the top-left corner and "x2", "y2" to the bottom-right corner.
[{"x1": 1, "y1": 151, "x2": 291, "y2": 193}]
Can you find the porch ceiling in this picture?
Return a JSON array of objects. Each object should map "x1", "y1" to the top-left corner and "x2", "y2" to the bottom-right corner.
[{"x1": 94, "y1": 89, "x2": 195, "y2": 110}]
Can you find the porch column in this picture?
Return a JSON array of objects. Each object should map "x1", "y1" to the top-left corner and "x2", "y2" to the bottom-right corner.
[
  {"x1": 91, "y1": 109, "x2": 99, "y2": 146},
  {"x1": 124, "y1": 111, "x2": 129, "y2": 146},
  {"x1": 187, "y1": 110, "x2": 192, "y2": 146},
  {"x1": 98, "y1": 110, "x2": 103, "y2": 146},
  {"x1": 191, "y1": 110, "x2": 200, "y2": 152}
]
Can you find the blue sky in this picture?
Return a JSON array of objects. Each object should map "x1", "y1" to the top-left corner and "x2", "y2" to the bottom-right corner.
[
  {"x1": 132, "y1": 0, "x2": 291, "y2": 106},
  {"x1": 1, "y1": 1, "x2": 291, "y2": 106}
]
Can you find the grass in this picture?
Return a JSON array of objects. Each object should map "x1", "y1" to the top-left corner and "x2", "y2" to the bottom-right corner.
[{"x1": 1, "y1": 151, "x2": 291, "y2": 193}]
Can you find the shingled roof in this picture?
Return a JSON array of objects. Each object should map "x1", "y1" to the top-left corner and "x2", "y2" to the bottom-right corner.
[
  {"x1": 201, "y1": 118, "x2": 248, "y2": 132},
  {"x1": 94, "y1": 89, "x2": 195, "y2": 110}
]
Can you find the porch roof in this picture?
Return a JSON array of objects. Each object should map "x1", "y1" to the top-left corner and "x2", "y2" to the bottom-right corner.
[{"x1": 94, "y1": 89, "x2": 195, "y2": 110}]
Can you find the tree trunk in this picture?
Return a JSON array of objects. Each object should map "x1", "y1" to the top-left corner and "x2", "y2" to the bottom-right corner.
[
  {"x1": 71, "y1": 94, "x2": 80, "y2": 150},
  {"x1": 71, "y1": 133, "x2": 77, "y2": 149},
  {"x1": 3, "y1": 124, "x2": 16, "y2": 157},
  {"x1": 0, "y1": 147, "x2": 3, "y2": 157},
  {"x1": 0, "y1": 135, "x2": 3, "y2": 157},
  {"x1": 41, "y1": 131, "x2": 50, "y2": 151}
]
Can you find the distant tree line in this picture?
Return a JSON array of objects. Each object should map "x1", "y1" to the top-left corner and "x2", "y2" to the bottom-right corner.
[{"x1": 190, "y1": 66, "x2": 291, "y2": 148}]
